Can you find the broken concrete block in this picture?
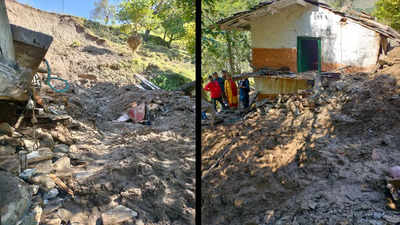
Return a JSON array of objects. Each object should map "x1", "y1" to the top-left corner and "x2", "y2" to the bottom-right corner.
[
  {"x1": 52, "y1": 156, "x2": 70, "y2": 171},
  {"x1": 53, "y1": 144, "x2": 70, "y2": 153},
  {"x1": 0, "y1": 171, "x2": 32, "y2": 225},
  {"x1": 101, "y1": 205, "x2": 138, "y2": 225}
]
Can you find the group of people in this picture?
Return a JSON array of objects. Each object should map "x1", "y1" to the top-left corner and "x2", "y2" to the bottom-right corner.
[{"x1": 203, "y1": 70, "x2": 250, "y2": 113}]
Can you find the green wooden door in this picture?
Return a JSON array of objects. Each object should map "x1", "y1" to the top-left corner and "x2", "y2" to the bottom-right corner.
[{"x1": 297, "y1": 36, "x2": 321, "y2": 73}]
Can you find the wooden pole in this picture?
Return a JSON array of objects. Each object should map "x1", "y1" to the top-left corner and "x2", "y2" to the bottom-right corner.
[{"x1": 0, "y1": 0, "x2": 15, "y2": 60}]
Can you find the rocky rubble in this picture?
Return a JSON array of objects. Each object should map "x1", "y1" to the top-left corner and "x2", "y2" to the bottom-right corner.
[
  {"x1": 0, "y1": 79, "x2": 195, "y2": 224},
  {"x1": 202, "y1": 49, "x2": 400, "y2": 225}
]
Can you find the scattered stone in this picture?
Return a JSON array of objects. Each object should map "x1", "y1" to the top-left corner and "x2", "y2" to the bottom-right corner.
[
  {"x1": 31, "y1": 174, "x2": 56, "y2": 191},
  {"x1": 136, "y1": 219, "x2": 145, "y2": 225},
  {"x1": 37, "y1": 129, "x2": 54, "y2": 148},
  {"x1": 68, "y1": 144, "x2": 79, "y2": 153},
  {"x1": 138, "y1": 162, "x2": 153, "y2": 176},
  {"x1": 383, "y1": 214, "x2": 400, "y2": 224},
  {"x1": 0, "y1": 154, "x2": 19, "y2": 173},
  {"x1": 50, "y1": 125, "x2": 73, "y2": 145},
  {"x1": 54, "y1": 144, "x2": 70, "y2": 153},
  {"x1": 30, "y1": 160, "x2": 53, "y2": 174},
  {"x1": 30, "y1": 184, "x2": 40, "y2": 195},
  {"x1": 0, "y1": 144, "x2": 15, "y2": 155},
  {"x1": 43, "y1": 198, "x2": 63, "y2": 214},
  {"x1": 101, "y1": 205, "x2": 138, "y2": 225},
  {"x1": 52, "y1": 156, "x2": 71, "y2": 171},
  {"x1": 19, "y1": 168, "x2": 37, "y2": 180},
  {"x1": 0, "y1": 122, "x2": 14, "y2": 136},
  {"x1": 23, "y1": 139, "x2": 37, "y2": 151},
  {"x1": 27, "y1": 148, "x2": 53, "y2": 164},
  {"x1": 44, "y1": 188, "x2": 59, "y2": 200}
]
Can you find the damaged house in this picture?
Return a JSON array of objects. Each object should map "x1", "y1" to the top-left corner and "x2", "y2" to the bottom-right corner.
[{"x1": 217, "y1": 0, "x2": 400, "y2": 99}]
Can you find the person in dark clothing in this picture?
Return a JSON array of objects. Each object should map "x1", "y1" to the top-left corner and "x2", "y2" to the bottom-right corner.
[
  {"x1": 212, "y1": 72, "x2": 228, "y2": 108},
  {"x1": 204, "y1": 75, "x2": 225, "y2": 112},
  {"x1": 238, "y1": 77, "x2": 250, "y2": 108}
]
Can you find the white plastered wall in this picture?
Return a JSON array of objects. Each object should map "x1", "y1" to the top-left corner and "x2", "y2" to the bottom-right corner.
[{"x1": 250, "y1": 4, "x2": 381, "y2": 68}]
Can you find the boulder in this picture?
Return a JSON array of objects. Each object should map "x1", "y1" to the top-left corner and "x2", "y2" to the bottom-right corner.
[
  {"x1": 0, "y1": 171, "x2": 32, "y2": 225},
  {"x1": 53, "y1": 144, "x2": 69, "y2": 153},
  {"x1": 101, "y1": 205, "x2": 138, "y2": 225}
]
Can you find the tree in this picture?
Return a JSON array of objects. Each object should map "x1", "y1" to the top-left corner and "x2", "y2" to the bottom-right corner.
[
  {"x1": 374, "y1": 0, "x2": 400, "y2": 31},
  {"x1": 117, "y1": 0, "x2": 154, "y2": 33},
  {"x1": 90, "y1": 0, "x2": 116, "y2": 25},
  {"x1": 183, "y1": 22, "x2": 195, "y2": 55},
  {"x1": 201, "y1": 0, "x2": 260, "y2": 77},
  {"x1": 161, "y1": 9, "x2": 186, "y2": 48}
]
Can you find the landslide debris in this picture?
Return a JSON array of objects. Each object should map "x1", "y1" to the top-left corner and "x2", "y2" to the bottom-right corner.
[
  {"x1": 0, "y1": 1, "x2": 195, "y2": 225},
  {"x1": 202, "y1": 48, "x2": 400, "y2": 225}
]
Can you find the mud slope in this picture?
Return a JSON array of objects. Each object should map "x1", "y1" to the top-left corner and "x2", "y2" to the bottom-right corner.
[
  {"x1": 202, "y1": 48, "x2": 400, "y2": 225},
  {"x1": 6, "y1": 0, "x2": 193, "y2": 85}
]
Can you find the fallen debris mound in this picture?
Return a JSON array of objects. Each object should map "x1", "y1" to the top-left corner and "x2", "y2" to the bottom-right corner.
[
  {"x1": 202, "y1": 48, "x2": 400, "y2": 225},
  {"x1": 0, "y1": 81, "x2": 195, "y2": 225}
]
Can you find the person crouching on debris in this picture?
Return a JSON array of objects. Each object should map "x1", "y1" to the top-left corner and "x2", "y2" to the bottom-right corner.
[
  {"x1": 224, "y1": 72, "x2": 238, "y2": 109},
  {"x1": 204, "y1": 75, "x2": 225, "y2": 112},
  {"x1": 239, "y1": 77, "x2": 250, "y2": 109}
]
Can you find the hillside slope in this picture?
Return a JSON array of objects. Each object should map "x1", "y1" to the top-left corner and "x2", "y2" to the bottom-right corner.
[{"x1": 6, "y1": 0, "x2": 194, "y2": 87}]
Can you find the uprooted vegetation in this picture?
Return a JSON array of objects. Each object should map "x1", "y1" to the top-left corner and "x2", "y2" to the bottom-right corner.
[
  {"x1": 201, "y1": 47, "x2": 400, "y2": 225},
  {"x1": 0, "y1": 1, "x2": 194, "y2": 225}
]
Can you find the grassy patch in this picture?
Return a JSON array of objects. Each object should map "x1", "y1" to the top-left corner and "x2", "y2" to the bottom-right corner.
[
  {"x1": 77, "y1": 18, "x2": 194, "y2": 90},
  {"x1": 151, "y1": 71, "x2": 192, "y2": 91}
]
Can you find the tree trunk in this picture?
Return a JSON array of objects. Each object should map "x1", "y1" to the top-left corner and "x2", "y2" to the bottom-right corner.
[
  {"x1": 144, "y1": 29, "x2": 151, "y2": 42},
  {"x1": 0, "y1": 0, "x2": 15, "y2": 60},
  {"x1": 225, "y1": 31, "x2": 235, "y2": 75},
  {"x1": 163, "y1": 30, "x2": 167, "y2": 42},
  {"x1": 167, "y1": 34, "x2": 173, "y2": 48}
]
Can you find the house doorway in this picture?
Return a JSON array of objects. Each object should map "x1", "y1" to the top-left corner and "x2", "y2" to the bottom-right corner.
[{"x1": 297, "y1": 36, "x2": 321, "y2": 73}]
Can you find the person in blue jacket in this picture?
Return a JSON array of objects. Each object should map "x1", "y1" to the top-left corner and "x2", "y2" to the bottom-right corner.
[{"x1": 238, "y1": 77, "x2": 250, "y2": 108}]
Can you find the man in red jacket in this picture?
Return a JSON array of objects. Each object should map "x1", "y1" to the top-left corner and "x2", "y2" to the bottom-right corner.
[{"x1": 204, "y1": 75, "x2": 225, "y2": 112}]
